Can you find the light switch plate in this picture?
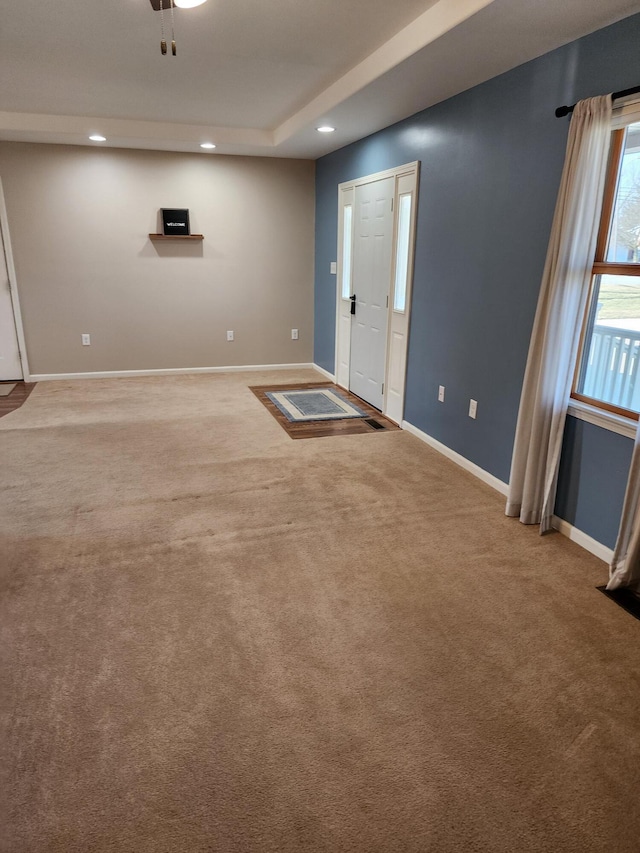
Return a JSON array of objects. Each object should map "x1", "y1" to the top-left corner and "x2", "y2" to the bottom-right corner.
[
  {"x1": 330, "y1": 262, "x2": 337, "y2": 275},
  {"x1": 469, "y1": 399, "x2": 477, "y2": 419}
]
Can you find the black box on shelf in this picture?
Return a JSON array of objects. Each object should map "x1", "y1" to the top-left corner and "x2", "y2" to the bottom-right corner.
[{"x1": 161, "y1": 209, "x2": 190, "y2": 236}]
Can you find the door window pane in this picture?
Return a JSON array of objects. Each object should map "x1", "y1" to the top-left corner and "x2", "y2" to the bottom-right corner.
[
  {"x1": 341, "y1": 205, "x2": 353, "y2": 300},
  {"x1": 577, "y1": 274, "x2": 640, "y2": 411},
  {"x1": 393, "y1": 194, "x2": 412, "y2": 312},
  {"x1": 606, "y1": 122, "x2": 640, "y2": 262}
]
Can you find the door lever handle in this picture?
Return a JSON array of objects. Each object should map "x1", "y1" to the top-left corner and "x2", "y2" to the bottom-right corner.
[{"x1": 350, "y1": 294, "x2": 356, "y2": 315}]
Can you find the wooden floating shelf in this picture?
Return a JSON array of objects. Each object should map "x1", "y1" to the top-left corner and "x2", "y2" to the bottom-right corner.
[{"x1": 149, "y1": 234, "x2": 204, "y2": 241}]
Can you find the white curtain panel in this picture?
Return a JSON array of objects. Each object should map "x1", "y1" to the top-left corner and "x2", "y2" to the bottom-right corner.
[
  {"x1": 506, "y1": 95, "x2": 612, "y2": 531},
  {"x1": 608, "y1": 423, "x2": 640, "y2": 592}
]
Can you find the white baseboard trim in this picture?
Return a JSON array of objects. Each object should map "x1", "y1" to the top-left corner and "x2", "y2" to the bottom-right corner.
[
  {"x1": 551, "y1": 516, "x2": 613, "y2": 564},
  {"x1": 400, "y1": 420, "x2": 613, "y2": 564},
  {"x1": 312, "y1": 364, "x2": 336, "y2": 382},
  {"x1": 29, "y1": 363, "x2": 317, "y2": 382},
  {"x1": 402, "y1": 420, "x2": 509, "y2": 496}
]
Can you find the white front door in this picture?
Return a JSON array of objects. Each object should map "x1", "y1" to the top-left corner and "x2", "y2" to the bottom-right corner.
[
  {"x1": 0, "y1": 223, "x2": 22, "y2": 381},
  {"x1": 349, "y1": 176, "x2": 394, "y2": 409}
]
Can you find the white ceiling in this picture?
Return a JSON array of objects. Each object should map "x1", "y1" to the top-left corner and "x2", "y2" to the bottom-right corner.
[{"x1": 1, "y1": 0, "x2": 640, "y2": 159}]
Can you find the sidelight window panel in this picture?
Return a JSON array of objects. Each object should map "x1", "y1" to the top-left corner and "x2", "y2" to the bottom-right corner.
[
  {"x1": 393, "y1": 194, "x2": 412, "y2": 313},
  {"x1": 341, "y1": 204, "x2": 353, "y2": 300}
]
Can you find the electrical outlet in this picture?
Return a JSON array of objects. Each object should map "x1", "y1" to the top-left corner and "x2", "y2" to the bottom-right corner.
[
  {"x1": 226, "y1": 330, "x2": 234, "y2": 342},
  {"x1": 81, "y1": 334, "x2": 91, "y2": 346},
  {"x1": 291, "y1": 329, "x2": 299, "y2": 340},
  {"x1": 469, "y1": 399, "x2": 477, "y2": 419},
  {"x1": 438, "y1": 385, "x2": 445, "y2": 402},
  {"x1": 330, "y1": 262, "x2": 337, "y2": 275}
]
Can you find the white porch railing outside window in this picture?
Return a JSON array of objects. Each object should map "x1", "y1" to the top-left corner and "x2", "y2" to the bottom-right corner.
[{"x1": 582, "y1": 323, "x2": 640, "y2": 412}]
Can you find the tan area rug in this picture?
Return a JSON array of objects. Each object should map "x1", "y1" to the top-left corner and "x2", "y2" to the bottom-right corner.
[
  {"x1": 0, "y1": 382, "x2": 16, "y2": 396},
  {"x1": 1, "y1": 370, "x2": 639, "y2": 852}
]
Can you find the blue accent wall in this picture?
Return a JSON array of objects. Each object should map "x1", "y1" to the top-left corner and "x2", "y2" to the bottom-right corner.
[
  {"x1": 555, "y1": 417, "x2": 633, "y2": 550},
  {"x1": 314, "y1": 13, "x2": 640, "y2": 547}
]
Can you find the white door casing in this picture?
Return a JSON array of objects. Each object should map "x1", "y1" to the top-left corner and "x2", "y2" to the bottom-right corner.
[
  {"x1": 0, "y1": 178, "x2": 29, "y2": 380},
  {"x1": 0, "y1": 187, "x2": 24, "y2": 381},
  {"x1": 349, "y1": 176, "x2": 395, "y2": 410},
  {"x1": 335, "y1": 162, "x2": 419, "y2": 423}
]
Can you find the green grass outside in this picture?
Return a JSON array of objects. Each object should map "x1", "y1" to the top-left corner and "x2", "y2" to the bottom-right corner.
[{"x1": 597, "y1": 280, "x2": 640, "y2": 319}]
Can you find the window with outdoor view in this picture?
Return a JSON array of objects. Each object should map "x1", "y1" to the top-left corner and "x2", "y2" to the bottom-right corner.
[{"x1": 573, "y1": 120, "x2": 640, "y2": 418}]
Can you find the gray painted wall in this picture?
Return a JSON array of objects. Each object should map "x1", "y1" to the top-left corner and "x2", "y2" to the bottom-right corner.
[
  {"x1": 1, "y1": 143, "x2": 315, "y2": 374},
  {"x1": 314, "y1": 13, "x2": 640, "y2": 547}
]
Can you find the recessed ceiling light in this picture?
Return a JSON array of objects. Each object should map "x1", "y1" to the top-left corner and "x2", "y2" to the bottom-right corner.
[
  {"x1": 175, "y1": 0, "x2": 208, "y2": 7},
  {"x1": 200, "y1": 142, "x2": 216, "y2": 149},
  {"x1": 316, "y1": 126, "x2": 336, "y2": 133},
  {"x1": 89, "y1": 134, "x2": 107, "y2": 142}
]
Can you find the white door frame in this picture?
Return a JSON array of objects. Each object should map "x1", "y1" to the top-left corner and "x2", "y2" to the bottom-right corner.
[
  {"x1": 334, "y1": 161, "x2": 419, "y2": 424},
  {"x1": 0, "y1": 178, "x2": 30, "y2": 381}
]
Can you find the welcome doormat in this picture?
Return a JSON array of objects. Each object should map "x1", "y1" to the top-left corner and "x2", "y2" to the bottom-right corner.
[
  {"x1": 250, "y1": 383, "x2": 399, "y2": 440},
  {"x1": 265, "y1": 387, "x2": 367, "y2": 422}
]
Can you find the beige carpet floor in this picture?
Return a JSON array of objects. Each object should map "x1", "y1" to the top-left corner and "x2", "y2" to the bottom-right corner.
[{"x1": 1, "y1": 370, "x2": 639, "y2": 852}]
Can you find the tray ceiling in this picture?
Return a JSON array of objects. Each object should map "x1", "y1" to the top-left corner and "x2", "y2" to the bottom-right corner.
[{"x1": 1, "y1": 0, "x2": 639, "y2": 158}]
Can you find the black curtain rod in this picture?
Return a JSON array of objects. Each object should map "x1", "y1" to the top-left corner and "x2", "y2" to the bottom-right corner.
[{"x1": 555, "y1": 85, "x2": 640, "y2": 118}]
